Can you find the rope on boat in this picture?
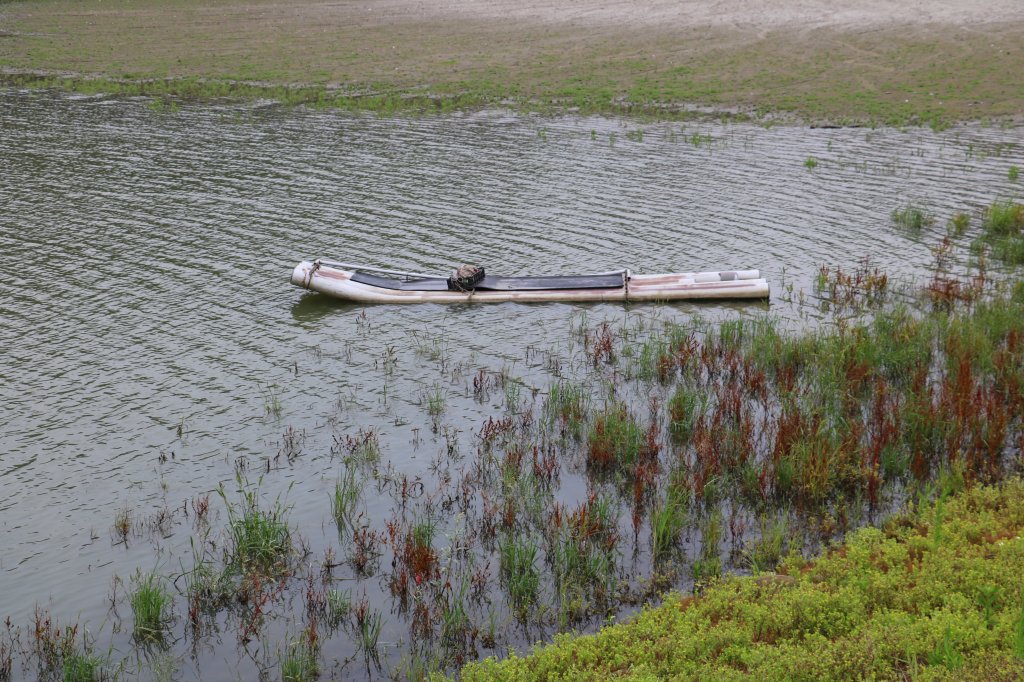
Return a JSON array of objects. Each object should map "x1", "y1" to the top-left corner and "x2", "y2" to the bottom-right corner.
[{"x1": 304, "y1": 260, "x2": 322, "y2": 289}]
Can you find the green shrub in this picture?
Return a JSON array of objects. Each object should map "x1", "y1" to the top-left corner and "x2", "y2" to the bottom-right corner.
[{"x1": 461, "y1": 479, "x2": 1024, "y2": 680}]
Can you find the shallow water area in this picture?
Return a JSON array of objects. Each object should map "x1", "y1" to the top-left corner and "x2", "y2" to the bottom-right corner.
[{"x1": 1, "y1": 89, "x2": 1022, "y2": 678}]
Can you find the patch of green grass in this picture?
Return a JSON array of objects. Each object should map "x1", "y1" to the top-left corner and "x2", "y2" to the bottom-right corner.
[
  {"x1": 947, "y1": 211, "x2": 970, "y2": 236},
  {"x1": 667, "y1": 383, "x2": 702, "y2": 444},
  {"x1": 587, "y1": 403, "x2": 647, "y2": 472},
  {"x1": 281, "y1": 637, "x2": 318, "y2": 682},
  {"x1": 973, "y1": 199, "x2": 1024, "y2": 264},
  {"x1": 3, "y1": 4, "x2": 1022, "y2": 125},
  {"x1": 356, "y1": 604, "x2": 384, "y2": 661},
  {"x1": 62, "y1": 650, "x2": 105, "y2": 682},
  {"x1": 330, "y1": 465, "x2": 360, "y2": 533},
  {"x1": 219, "y1": 478, "x2": 293, "y2": 573},
  {"x1": 744, "y1": 514, "x2": 788, "y2": 573},
  {"x1": 546, "y1": 380, "x2": 588, "y2": 438},
  {"x1": 982, "y1": 200, "x2": 1024, "y2": 237},
  {"x1": 499, "y1": 534, "x2": 541, "y2": 614},
  {"x1": 1009, "y1": 165, "x2": 1020, "y2": 182},
  {"x1": 891, "y1": 203, "x2": 934, "y2": 231},
  {"x1": 425, "y1": 384, "x2": 446, "y2": 418},
  {"x1": 130, "y1": 570, "x2": 172, "y2": 642},
  {"x1": 461, "y1": 478, "x2": 1024, "y2": 680},
  {"x1": 651, "y1": 488, "x2": 687, "y2": 562},
  {"x1": 804, "y1": 156, "x2": 818, "y2": 169}
]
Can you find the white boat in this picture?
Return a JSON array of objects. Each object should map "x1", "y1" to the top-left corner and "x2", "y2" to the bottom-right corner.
[{"x1": 290, "y1": 259, "x2": 770, "y2": 304}]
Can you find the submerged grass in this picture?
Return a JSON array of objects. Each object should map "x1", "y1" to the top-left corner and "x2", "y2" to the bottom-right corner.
[{"x1": 461, "y1": 477, "x2": 1024, "y2": 680}]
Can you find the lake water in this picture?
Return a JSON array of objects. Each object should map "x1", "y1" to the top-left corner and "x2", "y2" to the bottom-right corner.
[{"x1": 0, "y1": 89, "x2": 1021, "y2": 678}]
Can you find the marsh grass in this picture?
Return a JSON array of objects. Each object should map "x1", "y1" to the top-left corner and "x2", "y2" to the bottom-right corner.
[
  {"x1": 499, "y1": 535, "x2": 540, "y2": 613},
  {"x1": 691, "y1": 511, "x2": 723, "y2": 586},
  {"x1": 280, "y1": 635, "x2": 318, "y2": 682},
  {"x1": 743, "y1": 515, "x2": 788, "y2": 572},
  {"x1": 183, "y1": 538, "x2": 232, "y2": 623},
  {"x1": 112, "y1": 507, "x2": 132, "y2": 544},
  {"x1": 424, "y1": 384, "x2": 446, "y2": 417},
  {"x1": 333, "y1": 428, "x2": 381, "y2": 465},
  {"x1": 545, "y1": 380, "x2": 588, "y2": 438},
  {"x1": 650, "y1": 490, "x2": 687, "y2": 562},
  {"x1": 440, "y1": 579, "x2": 472, "y2": 652},
  {"x1": 130, "y1": 571, "x2": 171, "y2": 642},
  {"x1": 948, "y1": 212, "x2": 970, "y2": 236},
  {"x1": 219, "y1": 478, "x2": 293, "y2": 574},
  {"x1": 668, "y1": 383, "x2": 702, "y2": 443},
  {"x1": 587, "y1": 403, "x2": 647, "y2": 472},
  {"x1": 62, "y1": 650, "x2": 106, "y2": 682},
  {"x1": 260, "y1": 383, "x2": 283, "y2": 419},
  {"x1": 331, "y1": 466, "x2": 360, "y2": 533},
  {"x1": 327, "y1": 589, "x2": 351, "y2": 627},
  {"x1": 891, "y1": 204, "x2": 934, "y2": 231},
  {"x1": 354, "y1": 599, "x2": 384, "y2": 662},
  {"x1": 974, "y1": 199, "x2": 1024, "y2": 264}
]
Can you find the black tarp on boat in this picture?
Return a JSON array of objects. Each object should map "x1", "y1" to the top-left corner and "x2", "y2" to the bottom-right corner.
[{"x1": 350, "y1": 271, "x2": 626, "y2": 292}]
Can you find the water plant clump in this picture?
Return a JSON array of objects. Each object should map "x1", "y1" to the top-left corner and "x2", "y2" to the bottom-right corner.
[
  {"x1": 62, "y1": 650, "x2": 106, "y2": 682},
  {"x1": 948, "y1": 211, "x2": 970, "y2": 236},
  {"x1": 545, "y1": 380, "x2": 589, "y2": 438},
  {"x1": 815, "y1": 261, "x2": 890, "y2": 310},
  {"x1": 587, "y1": 403, "x2": 649, "y2": 472},
  {"x1": 973, "y1": 199, "x2": 1024, "y2": 265},
  {"x1": 331, "y1": 465, "x2": 361, "y2": 533},
  {"x1": 499, "y1": 534, "x2": 541, "y2": 615},
  {"x1": 891, "y1": 203, "x2": 934, "y2": 231},
  {"x1": 667, "y1": 383, "x2": 702, "y2": 443},
  {"x1": 130, "y1": 570, "x2": 172, "y2": 642},
  {"x1": 219, "y1": 479, "x2": 294, "y2": 573},
  {"x1": 280, "y1": 631, "x2": 319, "y2": 682}
]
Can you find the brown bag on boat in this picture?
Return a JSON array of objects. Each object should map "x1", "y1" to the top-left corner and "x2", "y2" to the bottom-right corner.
[{"x1": 448, "y1": 264, "x2": 485, "y2": 291}]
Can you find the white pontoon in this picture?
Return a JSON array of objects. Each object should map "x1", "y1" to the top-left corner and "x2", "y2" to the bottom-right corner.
[{"x1": 290, "y1": 259, "x2": 770, "y2": 304}]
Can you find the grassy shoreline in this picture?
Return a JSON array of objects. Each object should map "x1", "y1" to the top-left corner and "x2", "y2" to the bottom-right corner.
[
  {"x1": 459, "y1": 476, "x2": 1024, "y2": 680},
  {"x1": 2, "y1": 1, "x2": 1023, "y2": 124}
]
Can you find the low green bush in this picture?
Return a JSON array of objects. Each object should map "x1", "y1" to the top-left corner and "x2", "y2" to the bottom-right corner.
[{"x1": 460, "y1": 479, "x2": 1024, "y2": 681}]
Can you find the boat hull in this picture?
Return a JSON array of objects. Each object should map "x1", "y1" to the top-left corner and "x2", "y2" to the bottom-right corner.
[{"x1": 290, "y1": 261, "x2": 770, "y2": 304}]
